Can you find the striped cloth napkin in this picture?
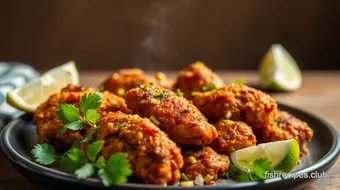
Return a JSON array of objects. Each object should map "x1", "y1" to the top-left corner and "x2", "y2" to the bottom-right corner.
[{"x1": 0, "y1": 62, "x2": 39, "y2": 128}]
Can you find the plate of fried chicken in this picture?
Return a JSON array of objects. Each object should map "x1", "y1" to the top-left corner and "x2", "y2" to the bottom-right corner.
[{"x1": 1, "y1": 62, "x2": 339, "y2": 190}]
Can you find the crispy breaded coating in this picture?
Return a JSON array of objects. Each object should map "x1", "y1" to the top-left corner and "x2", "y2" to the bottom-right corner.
[
  {"x1": 101, "y1": 69, "x2": 173, "y2": 96},
  {"x1": 193, "y1": 84, "x2": 277, "y2": 129},
  {"x1": 181, "y1": 147, "x2": 230, "y2": 184},
  {"x1": 152, "y1": 72, "x2": 174, "y2": 89},
  {"x1": 209, "y1": 119, "x2": 256, "y2": 155},
  {"x1": 34, "y1": 84, "x2": 130, "y2": 149},
  {"x1": 125, "y1": 83, "x2": 218, "y2": 146},
  {"x1": 95, "y1": 111, "x2": 183, "y2": 185},
  {"x1": 101, "y1": 69, "x2": 150, "y2": 96},
  {"x1": 262, "y1": 110, "x2": 313, "y2": 155},
  {"x1": 172, "y1": 62, "x2": 224, "y2": 100}
]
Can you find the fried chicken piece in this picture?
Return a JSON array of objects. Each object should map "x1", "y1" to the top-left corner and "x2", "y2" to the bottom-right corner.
[
  {"x1": 209, "y1": 119, "x2": 256, "y2": 155},
  {"x1": 262, "y1": 110, "x2": 313, "y2": 155},
  {"x1": 172, "y1": 62, "x2": 224, "y2": 100},
  {"x1": 95, "y1": 111, "x2": 183, "y2": 185},
  {"x1": 125, "y1": 83, "x2": 218, "y2": 146},
  {"x1": 152, "y1": 72, "x2": 174, "y2": 89},
  {"x1": 181, "y1": 147, "x2": 230, "y2": 184},
  {"x1": 34, "y1": 84, "x2": 130, "y2": 149},
  {"x1": 101, "y1": 69, "x2": 173, "y2": 96},
  {"x1": 193, "y1": 84, "x2": 277, "y2": 129},
  {"x1": 101, "y1": 68, "x2": 150, "y2": 96}
]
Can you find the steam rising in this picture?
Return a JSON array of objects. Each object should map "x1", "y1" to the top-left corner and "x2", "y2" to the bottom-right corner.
[{"x1": 131, "y1": 1, "x2": 176, "y2": 70}]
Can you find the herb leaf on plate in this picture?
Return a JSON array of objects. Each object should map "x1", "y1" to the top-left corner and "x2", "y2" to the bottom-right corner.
[
  {"x1": 80, "y1": 92, "x2": 102, "y2": 114},
  {"x1": 98, "y1": 153, "x2": 132, "y2": 186},
  {"x1": 30, "y1": 144, "x2": 57, "y2": 165},
  {"x1": 86, "y1": 140, "x2": 104, "y2": 162},
  {"x1": 75, "y1": 163, "x2": 95, "y2": 180}
]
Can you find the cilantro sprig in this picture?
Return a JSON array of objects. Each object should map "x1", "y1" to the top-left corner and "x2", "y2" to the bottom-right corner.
[
  {"x1": 57, "y1": 92, "x2": 102, "y2": 142},
  {"x1": 226, "y1": 158, "x2": 284, "y2": 182},
  {"x1": 31, "y1": 93, "x2": 132, "y2": 186}
]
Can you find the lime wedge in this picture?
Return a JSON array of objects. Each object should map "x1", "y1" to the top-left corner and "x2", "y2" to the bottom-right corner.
[
  {"x1": 6, "y1": 61, "x2": 79, "y2": 112},
  {"x1": 230, "y1": 139, "x2": 300, "y2": 173},
  {"x1": 259, "y1": 44, "x2": 302, "y2": 91}
]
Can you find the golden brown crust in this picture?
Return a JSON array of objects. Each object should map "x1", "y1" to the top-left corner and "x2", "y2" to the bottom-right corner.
[
  {"x1": 101, "y1": 69, "x2": 150, "y2": 96},
  {"x1": 193, "y1": 84, "x2": 277, "y2": 129},
  {"x1": 209, "y1": 119, "x2": 256, "y2": 155},
  {"x1": 124, "y1": 83, "x2": 218, "y2": 146},
  {"x1": 101, "y1": 69, "x2": 173, "y2": 96},
  {"x1": 262, "y1": 110, "x2": 314, "y2": 155},
  {"x1": 95, "y1": 111, "x2": 183, "y2": 185},
  {"x1": 181, "y1": 147, "x2": 230, "y2": 183},
  {"x1": 172, "y1": 62, "x2": 224, "y2": 100},
  {"x1": 152, "y1": 72, "x2": 174, "y2": 89},
  {"x1": 34, "y1": 84, "x2": 130, "y2": 149}
]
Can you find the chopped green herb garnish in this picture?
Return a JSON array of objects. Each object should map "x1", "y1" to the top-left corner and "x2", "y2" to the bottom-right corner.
[
  {"x1": 191, "y1": 91, "x2": 201, "y2": 97},
  {"x1": 196, "y1": 61, "x2": 205, "y2": 65},
  {"x1": 117, "y1": 122, "x2": 127, "y2": 130},
  {"x1": 149, "y1": 115, "x2": 160, "y2": 126},
  {"x1": 142, "y1": 86, "x2": 148, "y2": 91},
  {"x1": 176, "y1": 89, "x2": 184, "y2": 97},
  {"x1": 117, "y1": 88, "x2": 126, "y2": 96},
  {"x1": 202, "y1": 84, "x2": 216, "y2": 92},
  {"x1": 231, "y1": 78, "x2": 246, "y2": 84},
  {"x1": 181, "y1": 173, "x2": 189, "y2": 181},
  {"x1": 30, "y1": 93, "x2": 132, "y2": 186},
  {"x1": 155, "y1": 92, "x2": 165, "y2": 98}
]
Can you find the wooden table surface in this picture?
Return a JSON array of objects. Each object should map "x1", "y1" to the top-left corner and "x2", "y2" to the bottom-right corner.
[{"x1": 0, "y1": 71, "x2": 339, "y2": 190}]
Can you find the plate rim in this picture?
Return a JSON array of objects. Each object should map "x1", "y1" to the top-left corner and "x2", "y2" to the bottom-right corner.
[{"x1": 1, "y1": 103, "x2": 339, "y2": 189}]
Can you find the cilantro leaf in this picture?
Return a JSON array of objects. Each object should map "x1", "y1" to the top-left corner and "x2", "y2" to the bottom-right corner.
[
  {"x1": 60, "y1": 148, "x2": 86, "y2": 172},
  {"x1": 30, "y1": 144, "x2": 57, "y2": 165},
  {"x1": 80, "y1": 92, "x2": 102, "y2": 114},
  {"x1": 56, "y1": 104, "x2": 80, "y2": 123},
  {"x1": 95, "y1": 156, "x2": 106, "y2": 168},
  {"x1": 236, "y1": 171, "x2": 251, "y2": 182},
  {"x1": 66, "y1": 148, "x2": 86, "y2": 162},
  {"x1": 85, "y1": 109, "x2": 100, "y2": 123},
  {"x1": 253, "y1": 158, "x2": 274, "y2": 181},
  {"x1": 98, "y1": 169, "x2": 111, "y2": 187},
  {"x1": 59, "y1": 120, "x2": 83, "y2": 135},
  {"x1": 87, "y1": 140, "x2": 104, "y2": 162},
  {"x1": 98, "y1": 153, "x2": 132, "y2": 186},
  {"x1": 75, "y1": 163, "x2": 95, "y2": 180},
  {"x1": 60, "y1": 156, "x2": 81, "y2": 172},
  {"x1": 81, "y1": 128, "x2": 96, "y2": 143}
]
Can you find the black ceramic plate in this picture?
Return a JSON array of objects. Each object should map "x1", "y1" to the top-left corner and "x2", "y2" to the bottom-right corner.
[{"x1": 1, "y1": 103, "x2": 339, "y2": 190}]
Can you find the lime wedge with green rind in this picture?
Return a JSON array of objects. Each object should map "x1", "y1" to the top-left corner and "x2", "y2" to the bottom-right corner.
[
  {"x1": 230, "y1": 139, "x2": 300, "y2": 173},
  {"x1": 259, "y1": 44, "x2": 302, "y2": 92}
]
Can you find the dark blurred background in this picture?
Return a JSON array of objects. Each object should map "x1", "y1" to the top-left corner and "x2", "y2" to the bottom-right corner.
[{"x1": 0, "y1": 0, "x2": 339, "y2": 71}]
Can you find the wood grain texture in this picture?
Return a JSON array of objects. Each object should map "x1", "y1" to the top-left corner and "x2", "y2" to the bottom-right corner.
[
  {"x1": 0, "y1": 0, "x2": 339, "y2": 70},
  {"x1": 0, "y1": 71, "x2": 339, "y2": 189}
]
